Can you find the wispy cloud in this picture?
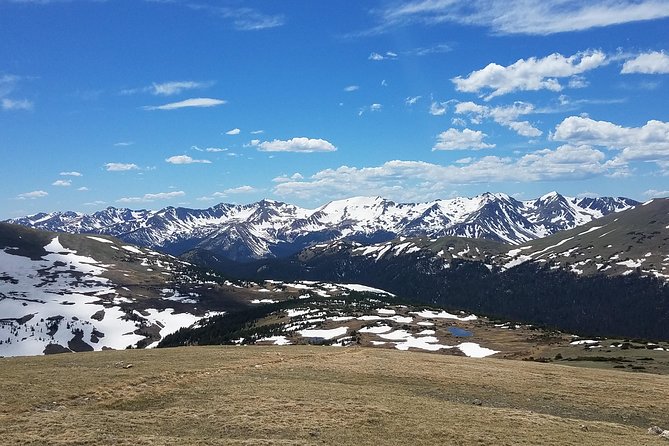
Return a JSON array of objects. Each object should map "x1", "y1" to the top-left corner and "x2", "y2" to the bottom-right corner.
[
  {"x1": 643, "y1": 189, "x2": 669, "y2": 198},
  {"x1": 84, "y1": 200, "x2": 106, "y2": 206},
  {"x1": 150, "y1": 80, "x2": 211, "y2": 96},
  {"x1": 369, "y1": 51, "x2": 398, "y2": 61},
  {"x1": 105, "y1": 162, "x2": 139, "y2": 172},
  {"x1": 52, "y1": 179, "x2": 71, "y2": 187},
  {"x1": 197, "y1": 185, "x2": 259, "y2": 201},
  {"x1": 186, "y1": 4, "x2": 285, "y2": 31},
  {"x1": 0, "y1": 74, "x2": 32, "y2": 111},
  {"x1": 358, "y1": 103, "x2": 383, "y2": 116},
  {"x1": 408, "y1": 42, "x2": 452, "y2": 56},
  {"x1": 255, "y1": 137, "x2": 337, "y2": 153},
  {"x1": 455, "y1": 101, "x2": 542, "y2": 137},
  {"x1": 114, "y1": 141, "x2": 134, "y2": 147},
  {"x1": 344, "y1": 85, "x2": 360, "y2": 92},
  {"x1": 165, "y1": 155, "x2": 211, "y2": 164},
  {"x1": 429, "y1": 100, "x2": 448, "y2": 116},
  {"x1": 405, "y1": 96, "x2": 422, "y2": 106},
  {"x1": 142, "y1": 97, "x2": 226, "y2": 110},
  {"x1": 59, "y1": 171, "x2": 82, "y2": 177},
  {"x1": 224, "y1": 185, "x2": 258, "y2": 194},
  {"x1": 1, "y1": 98, "x2": 33, "y2": 111},
  {"x1": 225, "y1": 128, "x2": 241, "y2": 135},
  {"x1": 17, "y1": 190, "x2": 48, "y2": 200},
  {"x1": 122, "y1": 80, "x2": 213, "y2": 96},
  {"x1": 192, "y1": 145, "x2": 227, "y2": 153},
  {"x1": 117, "y1": 190, "x2": 185, "y2": 203},
  {"x1": 371, "y1": 1, "x2": 669, "y2": 36}
]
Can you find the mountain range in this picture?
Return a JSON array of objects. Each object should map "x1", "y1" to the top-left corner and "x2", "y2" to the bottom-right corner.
[
  {"x1": 217, "y1": 198, "x2": 669, "y2": 340},
  {"x1": 3, "y1": 196, "x2": 669, "y2": 357},
  {"x1": 7, "y1": 192, "x2": 638, "y2": 262}
]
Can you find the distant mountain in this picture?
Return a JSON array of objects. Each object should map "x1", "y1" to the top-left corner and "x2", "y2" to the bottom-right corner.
[
  {"x1": 6, "y1": 193, "x2": 637, "y2": 262},
  {"x1": 217, "y1": 200, "x2": 669, "y2": 340}
]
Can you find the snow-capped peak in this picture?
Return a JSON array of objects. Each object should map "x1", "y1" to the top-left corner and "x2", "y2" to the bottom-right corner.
[{"x1": 6, "y1": 193, "x2": 639, "y2": 262}]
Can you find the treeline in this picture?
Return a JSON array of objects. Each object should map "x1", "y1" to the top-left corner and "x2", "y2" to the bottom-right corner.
[
  {"x1": 158, "y1": 292, "x2": 410, "y2": 348},
  {"x1": 231, "y1": 252, "x2": 669, "y2": 341}
]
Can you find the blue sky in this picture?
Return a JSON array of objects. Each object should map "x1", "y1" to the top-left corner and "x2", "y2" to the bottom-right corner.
[{"x1": 1, "y1": 0, "x2": 669, "y2": 218}]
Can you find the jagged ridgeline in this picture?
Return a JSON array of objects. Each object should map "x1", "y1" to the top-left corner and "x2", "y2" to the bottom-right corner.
[
  {"x1": 221, "y1": 199, "x2": 669, "y2": 341},
  {"x1": 6, "y1": 193, "x2": 636, "y2": 263}
]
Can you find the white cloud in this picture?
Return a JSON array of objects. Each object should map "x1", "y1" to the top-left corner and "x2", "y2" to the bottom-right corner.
[
  {"x1": 151, "y1": 81, "x2": 211, "y2": 96},
  {"x1": 273, "y1": 172, "x2": 304, "y2": 183},
  {"x1": 250, "y1": 129, "x2": 264, "y2": 134},
  {"x1": 344, "y1": 85, "x2": 360, "y2": 92},
  {"x1": 17, "y1": 190, "x2": 48, "y2": 200},
  {"x1": 114, "y1": 141, "x2": 134, "y2": 147},
  {"x1": 142, "y1": 97, "x2": 226, "y2": 110},
  {"x1": 191, "y1": 145, "x2": 227, "y2": 153},
  {"x1": 1, "y1": 98, "x2": 33, "y2": 111},
  {"x1": 257, "y1": 137, "x2": 337, "y2": 153},
  {"x1": 374, "y1": 1, "x2": 669, "y2": 35},
  {"x1": 84, "y1": 200, "x2": 106, "y2": 206},
  {"x1": 123, "y1": 81, "x2": 212, "y2": 96},
  {"x1": 52, "y1": 179, "x2": 71, "y2": 187},
  {"x1": 59, "y1": 171, "x2": 82, "y2": 177},
  {"x1": 567, "y1": 75, "x2": 589, "y2": 89},
  {"x1": 405, "y1": 96, "x2": 422, "y2": 106},
  {"x1": 643, "y1": 189, "x2": 669, "y2": 198},
  {"x1": 552, "y1": 116, "x2": 669, "y2": 162},
  {"x1": 0, "y1": 74, "x2": 33, "y2": 111},
  {"x1": 198, "y1": 186, "x2": 259, "y2": 201},
  {"x1": 165, "y1": 155, "x2": 212, "y2": 164},
  {"x1": 454, "y1": 101, "x2": 542, "y2": 137},
  {"x1": 273, "y1": 146, "x2": 611, "y2": 202},
  {"x1": 117, "y1": 191, "x2": 185, "y2": 203},
  {"x1": 370, "y1": 103, "x2": 382, "y2": 111},
  {"x1": 186, "y1": 4, "x2": 285, "y2": 31},
  {"x1": 451, "y1": 117, "x2": 468, "y2": 127},
  {"x1": 622, "y1": 51, "x2": 669, "y2": 74},
  {"x1": 105, "y1": 163, "x2": 139, "y2": 172},
  {"x1": 408, "y1": 43, "x2": 452, "y2": 56},
  {"x1": 369, "y1": 51, "x2": 397, "y2": 61},
  {"x1": 225, "y1": 128, "x2": 241, "y2": 135},
  {"x1": 452, "y1": 50, "x2": 607, "y2": 100},
  {"x1": 77, "y1": 186, "x2": 89, "y2": 191},
  {"x1": 224, "y1": 185, "x2": 258, "y2": 194},
  {"x1": 429, "y1": 101, "x2": 448, "y2": 116},
  {"x1": 433, "y1": 128, "x2": 495, "y2": 151}
]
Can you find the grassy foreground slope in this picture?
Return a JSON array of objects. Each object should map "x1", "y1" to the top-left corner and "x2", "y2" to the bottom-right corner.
[{"x1": 1, "y1": 346, "x2": 669, "y2": 445}]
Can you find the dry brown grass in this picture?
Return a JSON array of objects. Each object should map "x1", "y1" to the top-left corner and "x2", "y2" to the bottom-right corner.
[{"x1": 1, "y1": 346, "x2": 668, "y2": 445}]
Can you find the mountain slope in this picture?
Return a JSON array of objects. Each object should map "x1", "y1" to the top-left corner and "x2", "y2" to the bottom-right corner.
[
  {"x1": 0, "y1": 223, "x2": 317, "y2": 356},
  {"x1": 216, "y1": 200, "x2": 669, "y2": 340},
  {"x1": 6, "y1": 193, "x2": 637, "y2": 262},
  {"x1": 505, "y1": 198, "x2": 669, "y2": 279}
]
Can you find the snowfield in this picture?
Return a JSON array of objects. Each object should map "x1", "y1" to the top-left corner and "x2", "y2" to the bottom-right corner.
[{"x1": 0, "y1": 237, "x2": 221, "y2": 357}]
